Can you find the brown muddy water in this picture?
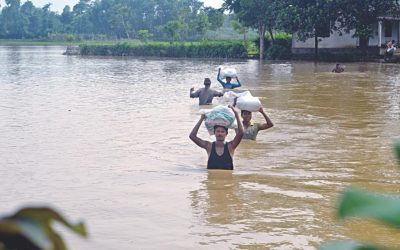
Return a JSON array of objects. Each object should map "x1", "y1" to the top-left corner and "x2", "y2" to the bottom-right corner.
[{"x1": 0, "y1": 46, "x2": 399, "y2": 249}]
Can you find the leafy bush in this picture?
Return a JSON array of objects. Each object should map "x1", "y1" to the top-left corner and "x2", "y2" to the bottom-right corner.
[
  {"x1": 0, "y1": 206, "x2": 87, "y2": 250},
  {"x1": 79, "y1": 41, "x2": 248, "y2": 58},
  {"x1": 321, "y1": 141, "x2": 400, "y2": 250},
  {"x1": 266, "y1": 44, "x2": 291, "y2": 60},
  {"x1": 254, "y1": 32, "x2": 292, "y2": 60}
]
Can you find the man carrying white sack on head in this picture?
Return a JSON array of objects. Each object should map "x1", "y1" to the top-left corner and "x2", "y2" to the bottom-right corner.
[
  {"x1": 237, "y1": 107, "x2": 274, "y2": 140},
  {"x1": 231, "y1": 91, "x2": 274, "y2": 140},
  {"x1": 217, "y1": 67, "x2": 242, "y2": 89},
  {"x1": 189, "y1": 105, "x2": 244, "y2": 170}
]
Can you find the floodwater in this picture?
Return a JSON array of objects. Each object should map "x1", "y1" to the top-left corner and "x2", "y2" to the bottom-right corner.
[{"x1": 0, "y1": 46, "x2": 400, "y2": 250}]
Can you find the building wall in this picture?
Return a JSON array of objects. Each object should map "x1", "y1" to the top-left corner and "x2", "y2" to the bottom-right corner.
[
  {"x1": 292, "y1": 20, "x2": 400, "y2": 53},
  {"x1": 369, "y1": 22, "x2": 380, "y2": 46},
  {"x1": 369, "y1": 21, "x2": 400, "y2": 46},
  {"x1": 292, "y1": 30, "x2": 357, "y2": 49}
]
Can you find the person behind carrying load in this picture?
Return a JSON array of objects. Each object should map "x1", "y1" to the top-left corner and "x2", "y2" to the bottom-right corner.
[
  {"x1": 217, "y1": 68, "x2": 242, "y2": 89},
  {"x1": 235, "y1": 107, "x2": 274, "y2": 140},
  {"x1": 190, "y1": 78, "x2": 223, "y2": 105},
  {"x1": 189, "y1": 105, "x2": 244, "y2": 170}
]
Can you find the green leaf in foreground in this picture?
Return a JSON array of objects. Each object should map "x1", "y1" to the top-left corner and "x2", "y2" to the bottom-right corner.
[
  {"x1": 394, "y1": 142, "x2": 400, "y2": 163},
  {"x1": 320, "y1": 240, "x2": 378, "y2": 250},
  {"x1": 338, "y1": 187, "x2": 400, "y2": 228},
  {"x1": 0, "y1": 206, "x2": 87, "y2": 250}
]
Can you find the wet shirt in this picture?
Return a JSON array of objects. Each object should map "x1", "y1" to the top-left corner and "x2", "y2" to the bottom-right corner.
[
  {"x1": 190, "y1": 87, "x2": 222, "y2": 105},
  {"x1": 207, "y1": 142, "x2": 233, "y2": 170},
  {"x1": 236, "y1": 123, "x2": 260, "y2": 140}
]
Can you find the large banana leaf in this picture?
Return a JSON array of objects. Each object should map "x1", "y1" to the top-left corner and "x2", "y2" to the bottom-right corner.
[
  {"x1": 0, "y1": 207, "x2": 87, "y2": 250},
  {"x1": 320, "y1": 240, "x2": 379, "y2": 250},
  {"x1": 338, "y1": 187, "x2": 400, "y2": 228},
  {"x1": 395, "y1": 142, "x2": 400, "y2": 164}
]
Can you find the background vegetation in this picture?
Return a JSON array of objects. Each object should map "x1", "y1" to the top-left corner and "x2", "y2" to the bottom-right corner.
[
  {"x1": 80, "y1": 41, "x2": 248, "y2": 58},
  {"x1": 0, "y1": 0, "x2": 398, "y2": 60}
]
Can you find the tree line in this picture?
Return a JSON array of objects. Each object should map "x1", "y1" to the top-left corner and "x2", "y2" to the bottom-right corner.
[
  {"x1": 1, "y1": 0, "x2": 399, "y2": 59},
  {"x1": 0, "y1": 0, "x2": 224, "y2": 41}
]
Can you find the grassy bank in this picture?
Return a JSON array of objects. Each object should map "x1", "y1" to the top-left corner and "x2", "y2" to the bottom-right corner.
[{"x1": 79, "y1": 41, "x2": 250, "y2": 59}]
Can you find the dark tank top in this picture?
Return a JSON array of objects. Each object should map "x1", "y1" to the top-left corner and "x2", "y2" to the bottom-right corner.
[{"x1": 207, "y1": 142, "x2": 233, "y2": 170}]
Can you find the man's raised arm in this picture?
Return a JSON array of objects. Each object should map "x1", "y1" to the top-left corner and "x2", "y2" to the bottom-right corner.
[
  {"x1": 229, "y1": 105, "x2": 243, "y2": 149},
  {"x1": 189, "y1": 115, "x2": 209, "y2": 150}
]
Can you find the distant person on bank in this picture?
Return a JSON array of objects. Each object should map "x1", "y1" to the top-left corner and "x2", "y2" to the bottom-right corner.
[
  {"x1": 189, "y1": 105, "x2": 244, "y2": 170},
  {"x1": 217, "y1": 68, "x2": 242, "y2": 89},
  {"x1": 332, "y1": 64, "x2": 344, "y2": 73},
  {"x1": 386, "y1": 40, "x2": 397, "y2": 56},
  {"x1": 190, "y1": 78, "x2": 223, "y2": 105},
  {"x1": 236, "y1": 107, "x2": 274, "y2": 140}
]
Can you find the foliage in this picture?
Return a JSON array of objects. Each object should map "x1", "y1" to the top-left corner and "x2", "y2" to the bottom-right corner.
[
  {"x1": 66, "y1": 34, "x2": 75, "y2": 43},
  {"x1": 338, "y1": 187, "x2": 400, "y2": 227},
  {"x1": 266, "y1": 34, "x2": 292, "y2": 59},
  {"x1": 137, "y1": 29, "x2": 152, "y2": 43},
  {"x1": 161, "y1": 19, "x2": 187, "y2": 43},
  {"x1": 206, "y1": 14, "x2": 258, "y2": 41},
  {"x1": 253, "y1": 32, "x2": 292, "y2": 59},
  {"x1": 80, "y1": 41, "x2": 248, "y2": 58},
  {"x1": 231, "y1": 20, "x2": 248, "y2": 41},
  {"x1": 395, "y1": 143, "x2": 400, "y2": 164},
  {"x1": 0, "y1": 206, "x2": 87, "y2": 250},
  {"x1": 279, "y1": 0, "x2": 339, "y2": 42},
  {"x1": 320, "y1": 141, "x2": 400, "y2": 250},
  {"x1": 266, "y1": 44, "x2": 291, "y2": 60},
  {"x1": 0, "y1": 0, "x2": 224, "y2": 41},
  {"x1": 204, "y1": 7, "x2": 224, "y2": 31},
  {"x1": 223, "y1": 0, "x2": 282, "y2": 59}
]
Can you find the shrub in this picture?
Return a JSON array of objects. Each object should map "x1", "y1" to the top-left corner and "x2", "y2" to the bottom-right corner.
[
  {"x1": 79, "y1": 41, "x2": 248, "y2": 59},
  {"x1": 0, "y1": 206, "x2": 87, "y2": 250},
  {"x1": 321, "y1": 141, "x2": 400, "y2": 250}
]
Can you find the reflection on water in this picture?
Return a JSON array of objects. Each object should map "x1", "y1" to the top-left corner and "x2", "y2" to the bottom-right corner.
[{"x1": 0, "y1": 46, "x2": 400, "y2": 249}]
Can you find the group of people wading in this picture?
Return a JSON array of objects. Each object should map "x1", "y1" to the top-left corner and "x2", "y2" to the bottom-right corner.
[{"x1": 189, "y1": 67, "x2": 274, "y2": 170}]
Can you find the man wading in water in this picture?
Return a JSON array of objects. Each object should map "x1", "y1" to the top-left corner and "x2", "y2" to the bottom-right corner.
[
  {"x1": 189, "y1": 105, "x2": 244, "y2": 170},
  {"x1": 190, "y1": 78, "x2": 223, "y2": 105}
]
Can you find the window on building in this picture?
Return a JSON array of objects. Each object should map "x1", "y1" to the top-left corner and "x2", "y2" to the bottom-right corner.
[{"x1": 385, "y1": 21, "x2": 392, "y2": 37}]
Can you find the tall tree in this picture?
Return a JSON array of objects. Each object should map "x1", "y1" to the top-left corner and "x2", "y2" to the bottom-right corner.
[
  {"x1": 278, "y1": 0, "x2": 339, "y2": 60},
  {"x1": 162, "y1": 19, "x2": 186, "y2": 43},
  {"x1": 72, "y1": 0, "x2": 93, "y2": 35},
  {"x1": 204, "y1": 7, "x2": 224, "y2": 31},
  {"x1": 231, "y1": 19, "x2": 248, "y2": 41},
  {"x1": 1, "y1": 0, "x2": 24, "y2": 38},
  {"x1": 223, "y1": 0, "x2": 280, "y2": 60},
  {"x1": 20, "y1": 1, "x2": 39, "y2": 38},
  {"x1": 108, "y1": 3, "x2": 132, "y2": 39},
  {"x1": 191, "y1": 11, "x2": 210, "y2": 40},
  {"x1": 61, "y1": 5, "x2": 73, "y2": 32}
]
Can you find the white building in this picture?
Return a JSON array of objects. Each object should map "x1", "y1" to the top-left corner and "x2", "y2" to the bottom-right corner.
[{"x1": 292, "y1": 16, "x2": 400, "y2": 55}]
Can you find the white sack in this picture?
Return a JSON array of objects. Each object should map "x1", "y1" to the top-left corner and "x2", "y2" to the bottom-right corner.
[
  {"x1": 235, "y1": 91, "x2": 261, "y2": 112},
  {"x1": 220, "y1": 67, "x2": 237, "y2": 78},
  {"x1": 204, "y1": 105, "x2": 237, "y2": 135}
]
